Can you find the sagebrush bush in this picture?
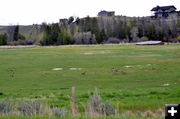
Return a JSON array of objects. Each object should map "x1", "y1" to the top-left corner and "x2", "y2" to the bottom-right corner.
[
  {"x1": 102, "y1": 102, "x2": 115, "y2": 116},
  {"x1": 17, "y1": 101, "x2": 45, "y2": 116},
  {"x1": 89, "y1": 92, "x2": 102, "y2": 114},
  {"x1": 0, "y1": 99, "x2": 13, "y2": 115},
  {"x1": 52, "y1": 107, "x2": 69, "y2": 117},
  {"x1": 88, "y1": 92, "x2": 115, "y2": 117}
]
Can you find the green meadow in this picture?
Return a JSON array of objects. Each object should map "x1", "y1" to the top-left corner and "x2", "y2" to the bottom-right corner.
[{"x1": 0, "y1": 44, "x2": 180, "y2": 113}]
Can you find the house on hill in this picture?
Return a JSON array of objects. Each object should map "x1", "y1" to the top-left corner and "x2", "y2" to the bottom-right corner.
[
  {"x1": 98, "y1": 10, "x2": 115, "y2": 17},
  {"x1": 151, "y1": 5, "x2": 180, "y2": 19}
]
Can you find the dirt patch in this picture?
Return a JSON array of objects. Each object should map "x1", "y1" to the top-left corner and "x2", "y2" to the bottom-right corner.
[
  {"x1": 133, "y1": 54, "x2": 162, "y2": 58},
  {"x1": 69, "y1": 68, "x2": 81, "y2": 70},
  {"x1": 163, "y1": 83, "x2": 170, "y2": 86},
  {"x1": 52, "y1": 68, "x2": 82, "y2": 71},
  {"x1": 52, "y1": 68, "x2": 63, "y2": 71},
  {"x1": 176, "y1": 79, "x2": 180, "y2": 82},
  {"x1": 111, "y1": 54, "x2": 162, "y2": 58},
  {"x1": 0, "y1": 45, "x2": 36, "y2": 49},
  {"x1": 84, "y1": 52, "x2": 94, "y2": 55},
  {"x1": 123, "y1": 66, "x2": 132, "y2": 68},
  {"x1": 123, "y1": 64, "x2": 152, "y2": 68},
  {"x1": 83, "y1": 51, "x2": 111, "y2": 55}
]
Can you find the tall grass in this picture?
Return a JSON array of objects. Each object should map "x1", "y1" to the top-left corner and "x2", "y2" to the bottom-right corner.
[{"x1": 0, "y1": 90, "x2": 164, "y2": 118}]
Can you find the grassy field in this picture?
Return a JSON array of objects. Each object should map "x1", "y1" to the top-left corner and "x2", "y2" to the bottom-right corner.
[{"x1": 0, "y1": 44, "x2": 180, "y2": 116}]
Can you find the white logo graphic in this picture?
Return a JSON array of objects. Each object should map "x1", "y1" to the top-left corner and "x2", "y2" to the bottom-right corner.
[{"x1": 168, "y1": 107, "x2": 177, "y2": 116}]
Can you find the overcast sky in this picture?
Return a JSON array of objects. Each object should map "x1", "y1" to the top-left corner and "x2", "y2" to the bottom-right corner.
[{"x1": 0, "y1": 0, "x2": 180, "y2": 25}]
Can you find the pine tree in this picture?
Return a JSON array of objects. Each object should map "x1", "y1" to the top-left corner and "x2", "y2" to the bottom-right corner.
[
  {"x1": 0, "y1": 33, "x2": 7, "y2": 45},
  {"x1": 51, "y1": 23, "x2": 60, "y2": 44},
  {"x1": 13, "y1": 25, "x2": 19, "y2": 41},
  {"x1": 147, "y1": 24, "x2": 156, "y2": 40},
  {"x1": 100, "y1": 29, "x2": 108, "y2": 42}
]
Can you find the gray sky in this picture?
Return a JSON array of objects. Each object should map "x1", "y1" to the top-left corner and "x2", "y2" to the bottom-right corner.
[{"x1": 0, "y1": 0, "x2": 180, "y2": 25}]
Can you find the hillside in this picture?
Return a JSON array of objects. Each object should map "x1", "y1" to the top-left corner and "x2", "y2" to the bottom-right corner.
[{"x1": 0, "y1": 15, "x2": 180, "y2": 45}]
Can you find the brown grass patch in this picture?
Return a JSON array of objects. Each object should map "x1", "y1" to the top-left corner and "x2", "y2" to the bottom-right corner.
[
  {"x1": 155, "y1": 108, "x2": 164, "y2": 117},
  {"x1": 124, "y1": 110, "x2": 134, "y2": 117},
  {"x1": 176, "y1": 79, "x2": 180, "y2": 82},
  {"x1": 143, "y1": 110, "x2": 154, "y2": 118}
]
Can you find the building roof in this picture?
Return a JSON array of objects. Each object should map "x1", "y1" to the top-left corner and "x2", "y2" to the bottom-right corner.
[
  {"x1": 151, "y1": 5, "x2": 176, "y2": 11},
  {"x1": 98, "y1": 10, "x2": 115, "y2": 16},
  {"x1": 98, "y1": 10, "x2": 115, "y2": 14}
]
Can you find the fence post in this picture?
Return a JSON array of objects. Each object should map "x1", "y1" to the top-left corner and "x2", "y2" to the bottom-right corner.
[{"x1": 71, "y1": 87, "x2": 79, "y2": 116}]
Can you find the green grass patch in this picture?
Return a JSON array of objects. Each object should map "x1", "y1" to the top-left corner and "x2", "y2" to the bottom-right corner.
[{"x1": 0, "y1": 44, "x2": 180, "y2": 112}]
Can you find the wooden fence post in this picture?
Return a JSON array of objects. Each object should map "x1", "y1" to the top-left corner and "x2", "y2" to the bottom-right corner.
[{"x1": 71, "y1": 87, "x2": 79, "y2": 116}]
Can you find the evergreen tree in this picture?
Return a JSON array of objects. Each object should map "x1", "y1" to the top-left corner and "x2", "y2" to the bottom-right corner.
[
  {"x1": 68, "y1": 16, "x2": 74, "y2": 24},
  {"x1": 172, "y1": 20, "x2": 177, "y2": 38},
  {"x1": 147, "y1": 24, "x2": 156, "y2": 40},
  {"x1": 138, "y1": 25, "x2": 144, "y2": 38},
  {"x1": 157, "y1": 29, "x2": 164, "y2": 41},
  {"x1": 57, "y1": 32, "x2": 63, "y2": 45},
  {"x1": 13, "y1": 25, "x2": 19, "y2": 41},
  {"x1": 125, "y1": 25, "x2": 131, "y2": 41},
  {"x1": 43, "y1": 24, "x2": 52, "y2": 45},
  {"x1": 0, "y1": 33, "x2": 7, "y2": 45},
  {"x1": 83, "y1": 16, "x2": 92, "y2": 32},
  {"x1": 51, "y1": 23, "x2": 60, "y2": 44},
  {"x1": 100, "y1": 29, "x2": 108, "y2": 42},
  {"x1": 91, "y1": 18, "x2": 101, "y2": 43}
]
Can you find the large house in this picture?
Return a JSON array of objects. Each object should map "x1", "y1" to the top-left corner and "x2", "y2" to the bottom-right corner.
[
  {"x1": 98, "y1": 10, "x2": 115, "y2": 17},
  {"x1": 151, "y1": 5, "x2": 180, "y2": 19}
]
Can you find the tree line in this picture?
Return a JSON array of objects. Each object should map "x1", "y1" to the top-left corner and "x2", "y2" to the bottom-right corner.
[
  {"x1": 41, "y1": 16, "x2": 180, "y2": 45},
  {"x1": 1, "y1": 16, "x2": 180, "y2": 46}
]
